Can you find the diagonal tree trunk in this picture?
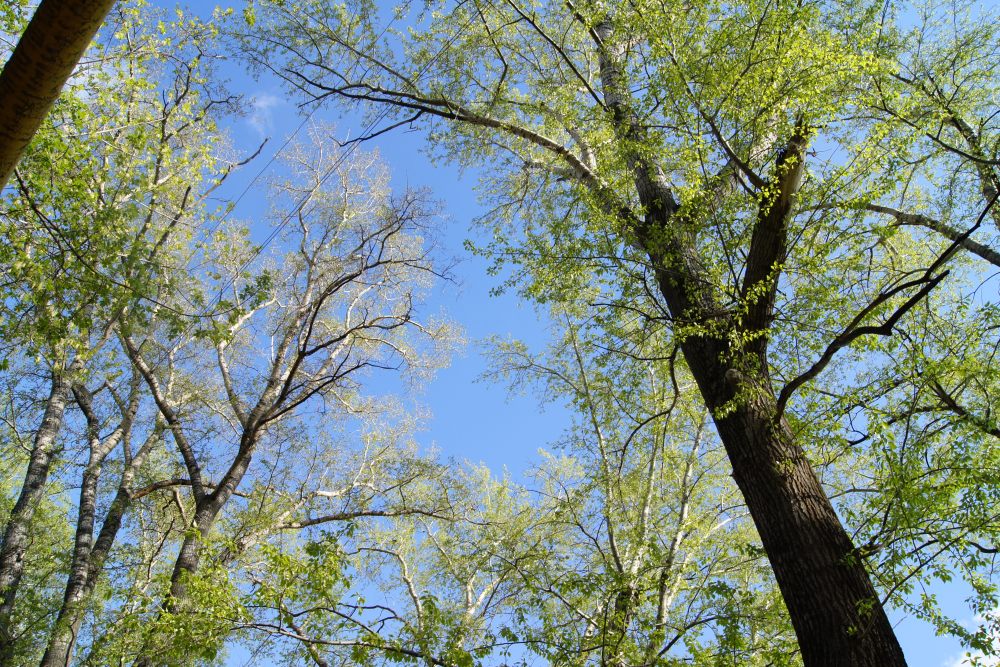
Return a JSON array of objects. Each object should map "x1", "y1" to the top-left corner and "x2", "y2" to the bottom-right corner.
[
  {"x1": 0, "y1": 0, "x2": 118, "y2": 189},
  {"x1": 591, "y1": 19, "x2": 909, "y2": 666}
]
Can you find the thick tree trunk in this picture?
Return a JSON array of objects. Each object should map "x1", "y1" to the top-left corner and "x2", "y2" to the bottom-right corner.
[
  {"x1": 0, "y1": 370, "x2": 74, "y2": 663},
  {"x1": 641, "y1": 216, "x2": 907, "y2": 666},
  {"x1": 167, "y1": 505, "x2": 218, "y2": 601},
  {"x1": 587, "y1": 14, "x2": 907, "y2": 663},
  {"x1": 0, "y1": 0, "x2": 118, "y2": 189},
  {"x1": 166, "y1": 436, "x2": 256, "y2": 602}
]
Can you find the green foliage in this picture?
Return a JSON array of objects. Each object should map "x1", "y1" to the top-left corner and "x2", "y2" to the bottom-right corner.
[
  {"x1": 0, "y1": 4, "x2": 238, "y2": 665},
  {"x1": 245, "y1": 0, "x2": 1000, "y2": 660},
  {"x1": 253, "y1": 532, "x2": 349, "y2": 617},
  {"x1": 0, "y1": 444, "x2": 73, "y2": 665},
  {"x1": 149, "y1": 563, "x2": 251, "y2": 666},
  {"x1": 1, "y1": 0, "x2": 998, "y2": 662},
  {"x1": 482, "y1": 309, "x2": 798, "y2": 665},
  {"x1": 0, "y1": 2, "x2": 231, "y2": 360}
]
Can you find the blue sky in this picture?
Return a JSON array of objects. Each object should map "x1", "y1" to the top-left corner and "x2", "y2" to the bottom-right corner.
[
  {"x1": 221, "y1": 83, "x2": 571, "y2": 477},
  {"x1": 209, "y1": 31, "x2": 578, "y2": 667},
  {"x1": 145, "y1": 1, "x2": 998, "y2": 664},
  {"x1": 226, "y1": 64, "x2": 987, "y2": 667}
]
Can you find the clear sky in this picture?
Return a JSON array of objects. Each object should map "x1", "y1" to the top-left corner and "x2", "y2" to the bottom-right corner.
[{"x1": 150, "y1": 1, "x2": 996, "y2": 664}]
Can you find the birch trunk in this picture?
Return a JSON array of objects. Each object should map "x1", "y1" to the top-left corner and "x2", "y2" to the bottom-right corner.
[
  {"x1": 0, "y1": 368, "x2": 75, "y2": 663},
  {"x1": 40, "y1": 383, "x2": 140, "y2": 667}
]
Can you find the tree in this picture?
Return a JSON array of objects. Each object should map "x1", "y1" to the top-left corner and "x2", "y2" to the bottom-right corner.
[
  {"x1": 486, "y1": 307, "x2": 798, "y2": 666},
  {"x1": 0, "y1": 0, "x2": 118, "y2": 189},
  {"x1": 234, "y1": 453, "x2": 508, "y2": 667},
  {"x1": 116, "y1": 134, "x2": 455, "y2": 666},
  {"x1": 2, "y1": 5, "x2": 465, "y2": 663},
  {"x1": 0, "y1": 5, "x2": 236, "y2": 662},
  {"x1": 239, "y1": 301, "x2": 798, "y2": 667},
  {"x1": 243, "y1": 0, "x2": 1000, "y2": 664}
]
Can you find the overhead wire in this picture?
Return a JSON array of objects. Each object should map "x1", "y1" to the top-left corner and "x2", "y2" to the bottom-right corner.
[
  {"x1": 24, "y1": 0, "x2": 481, "y2": 352},
  {"x1": 158, "y1": 0, "x2": 480, "y2": 342}
]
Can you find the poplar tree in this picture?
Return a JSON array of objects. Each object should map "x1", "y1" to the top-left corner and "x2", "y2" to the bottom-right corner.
[{"x1": 243, "y1": 0, "x2": 1000, "y2": 663}]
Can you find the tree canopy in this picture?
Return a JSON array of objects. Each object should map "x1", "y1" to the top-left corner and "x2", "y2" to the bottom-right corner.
[{"x1": 1, "y1": 0, "x2": 999, "y2": 666}]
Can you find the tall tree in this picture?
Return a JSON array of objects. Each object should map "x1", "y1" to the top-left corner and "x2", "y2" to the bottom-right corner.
[
  {"x1": 243, "y1": 0, "x2": 1000, "y2": 664},
  {"x1": 233, "y1": 448, "x2": 499, "y2": 667},
  {"x1": 486, "y1": 307, "x2": 797, "y2": 666},
  {"x1": 0, "y1": 5, "x2": 237, "y2": 662},
  {"x1": 119, "y1": 136, "x2": 455, "y2": 666}
]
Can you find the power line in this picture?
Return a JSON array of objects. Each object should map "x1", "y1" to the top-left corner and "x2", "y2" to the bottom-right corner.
[
  {"x1": 62, "y1": 1, "x2": 477, "y2": 351},
  {"x1": 164, "y1": 2, "x2": 479, "y2": 337}
]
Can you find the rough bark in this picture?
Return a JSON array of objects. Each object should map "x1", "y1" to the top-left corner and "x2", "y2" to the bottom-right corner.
[
  {"x1": 630, "y1": 145, "x2": 908, "y2": 667},
  {"x1": 40, "y1": 447, "x2": 160, "y2": 667},
  {"x1": 39, "y1": 485, "x2": 128, "y2": 667},
  {"x1": 40, "y1": 382, "x2": 138, "y2": 667},
  {"x1": 592, "y1": 18, "x2": 909, "y2": 667},
  {"x1": 676, "y1": 329, "x2": 905, "y2": 665},
  {"x1": 38, "y1": 467, "x2": 102, "y2": 667},
  {"x1": 0, "y1": 0, "x2": 118, "y2": 190},
  {"x1": 166, "y1": 435, "x2": 255, "y2": 602},
  {"x1": 0, "y1": 367, "x2": 76, "y2": 663}
]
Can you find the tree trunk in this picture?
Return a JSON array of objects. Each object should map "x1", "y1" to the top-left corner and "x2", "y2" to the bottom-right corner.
[
  {"x1": 129, "y1": 503, "x2": 232, "y2": 667},
  {"x1": 40, "y1": 491, "x2": 126, "y2": 667},
  {"x1": 586, "y1": 14, "x2": 908, "y2": 663},
  {"x1": 132, "y1": 443, "x2": 255, "y2": 667},
  {"x1": 641, "y1": 214, "x2": 908, "y2": 666},
  {"x1": 39, "y1": 467, "x2": 102, "y2": 667},
  {"x1": 0, "y1": 0, "x2": 118, "y2": 189},
  {"x1": 0, "y1": 369, "x2": 74, "y2": 663},
  {"x1": 42, "y1": 418, "x2": 155, "y2": 667},
  {"x1": 166, "y1": 436, "x2": 257, "y2": 602}
]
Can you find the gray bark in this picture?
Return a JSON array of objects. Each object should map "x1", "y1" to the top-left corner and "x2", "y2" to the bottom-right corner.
[
  {"x1": 0, "y1": 366, "x2": 76, "y2": 663},
  {"x1": 40, "y1": 382, "x2": 139, "y2": 667}
]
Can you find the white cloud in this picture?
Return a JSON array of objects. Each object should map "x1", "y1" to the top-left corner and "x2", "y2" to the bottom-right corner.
[
  {"x1": 247, "y1": 93, "x2": 283, "y2": 138},
  {"x1": 942, "y1": 650, "x2": 1000, "y2": 667}
]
